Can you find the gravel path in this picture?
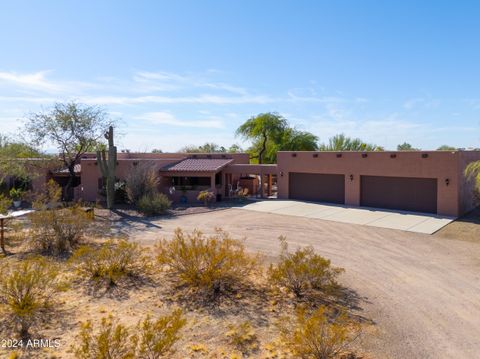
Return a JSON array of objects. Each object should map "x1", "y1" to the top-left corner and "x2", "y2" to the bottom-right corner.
[{"x1": 124, "y1": 208, "x2": 480, "y2": 359}]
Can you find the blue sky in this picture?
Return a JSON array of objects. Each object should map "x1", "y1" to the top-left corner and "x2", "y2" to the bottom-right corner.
[{"x1": 0, "y1": 0, "x2": 479, "y2": 151}]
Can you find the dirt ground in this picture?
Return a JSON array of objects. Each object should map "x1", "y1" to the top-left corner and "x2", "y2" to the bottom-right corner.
[
  {"x1": 434, "y1": 208, "x2": 480, "y2": 242},
  {"x1": 117, "y1": 208, "x2": 480, "y2": 359}
]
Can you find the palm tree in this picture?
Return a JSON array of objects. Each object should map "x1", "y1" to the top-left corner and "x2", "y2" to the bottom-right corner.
[{"x1": 465, "y1": 161, "x2": 480, "y2": 195}]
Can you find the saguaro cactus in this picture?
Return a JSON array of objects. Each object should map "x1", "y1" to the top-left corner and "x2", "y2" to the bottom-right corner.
[{"x1": 96, "y1": 126, "x2": 117, "y2": 209}]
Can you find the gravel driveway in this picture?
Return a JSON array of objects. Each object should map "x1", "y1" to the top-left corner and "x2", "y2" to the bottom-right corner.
[{"x1": 124, "y1": 208, "x2": 480, "y2": 359}]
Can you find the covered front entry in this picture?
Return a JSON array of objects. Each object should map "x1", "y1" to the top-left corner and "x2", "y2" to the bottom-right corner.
[
  {"x1": 289, "y1": 173, "x2": 345, "y2": 204},
  {"x1": 360, "y1": 175, "x2": 437, "y2": 214}
]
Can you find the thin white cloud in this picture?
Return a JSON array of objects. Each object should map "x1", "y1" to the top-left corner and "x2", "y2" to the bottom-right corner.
[
  {"x1": 0, "y1": 70, "x2": 65, "y2": 92},
  {"x1": 78, "y1": 94, "x2": 273, "y2": 105},
  {"x1": 135, "y1": 111, "x2": 224, "y2": 129},
  {"x1": 404, "y1": 97, "x2": 440, "y2": 110},
  {"x1": 0, "y1": 70, "x2": 96, "y2": 94},
  {"x1": 132, "y1": 70, "x2": 248, "y2": 95}
]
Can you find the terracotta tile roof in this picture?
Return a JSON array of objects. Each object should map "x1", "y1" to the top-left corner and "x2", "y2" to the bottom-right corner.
[{"x1": 161, "y1": 158, "x2": 233, "y2": 172}]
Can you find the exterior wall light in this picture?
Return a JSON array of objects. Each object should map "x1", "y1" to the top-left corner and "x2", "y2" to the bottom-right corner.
[
  {"x1": 445, "y1": 178, "x2": 450, "y2": 186},
  {"x1": 350, "y1": 174, "x2": 354, "y2": 181},
  {"x1": 313, "y1": 153, "x2": 318, "y2": 158},
  {"x1": 336, "y1": 153, "x2": 342, "y2": 158},
  {"x1": 390, "y1": 154, "x2": 397, "y2": 158},
  {"x1": 422, "y1": 153, "x2": 429, "y2": 158},
  {"x1": 280, "y1": 171, "x2": 284, "y2": 177},
  {"x1": 362, "y1": 153, "x2": 368, "y2": 158},
  {"x1": 291, "y1": 153, "x2": 297, "y2": 157}
]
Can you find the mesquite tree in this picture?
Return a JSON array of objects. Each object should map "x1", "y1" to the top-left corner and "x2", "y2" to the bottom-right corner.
[
  {"x1": 96, "y1": 126, "x2": 117, "y2": 209},
  {"x1": 25, "y1": 102, "x2": 112, "y2": 200}
]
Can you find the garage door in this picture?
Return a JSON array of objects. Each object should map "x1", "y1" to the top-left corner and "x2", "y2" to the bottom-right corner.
[
  {"x1": 361, "y1": 176, "x2": 437, "y2": 213},
  {"x1": 289, "y1": 173, "x2": 345, "y2": 204}
]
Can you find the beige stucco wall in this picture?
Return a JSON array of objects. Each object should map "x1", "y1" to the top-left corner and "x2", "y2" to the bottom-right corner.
[{"x1": 277, "y1": 151, "x2": 480, "y2": 217}]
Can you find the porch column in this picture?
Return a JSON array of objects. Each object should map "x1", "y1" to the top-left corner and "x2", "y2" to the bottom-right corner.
[
  {"x1": 267, "y1": 174, "x2": 272, "y2": 196},
  {"x1": 210, "y1": 173, "x2": 216, "y2": 195}
]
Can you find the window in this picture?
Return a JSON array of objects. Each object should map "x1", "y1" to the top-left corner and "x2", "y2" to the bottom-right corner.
[{"x1": 170, "y1": 176, "x2": 211, "y2": 187}]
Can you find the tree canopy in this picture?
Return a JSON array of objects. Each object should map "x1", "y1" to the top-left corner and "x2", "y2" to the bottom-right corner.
[
  {"x1": 25, "y1": 102, "x2": 113, "y2": 199},
  {"x1": 319, "y1": 134, "x2": 383, "y2": 151},
  {"x1": 236, "y1": 113, "x2": 318, "y2": 163},
  {"x1": 437, "y1": 145, "x2": 457, "y2": 151},
  {"x1": 0, "y1": 135, "x2": 48, "y2": 183},
  {"x1": 178, "y1": 142, "x2": 243, "y2": 153},
  {"x1": 397, "y1": 142, "x2": 420, "y2": 151}
]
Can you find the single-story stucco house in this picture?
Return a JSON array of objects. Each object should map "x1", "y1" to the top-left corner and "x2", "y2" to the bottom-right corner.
[{"x1": 3, "y1": 150, "x2": 480, "y2": 217}]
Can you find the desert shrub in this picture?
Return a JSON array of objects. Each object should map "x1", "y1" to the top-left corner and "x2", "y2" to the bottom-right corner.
[
  {"x1": 125, "y1": 162, "x2": 159, "y2": 204},
  {"x1": 137, "y1": 192, "x2": 171, "y2": 216},
  {"x1": 226, "y1": 320, "x2": 258, "y2": 354},
  {"x1": 197, "y1": 190, "x2": 215, "y2": 206},
  {"x1": 74, "y1": 315, "x2": 135, "y2": 359},
  {"x1": 278, "y1": 306, "x2": 360, "y2": 359},
  {"x1": 156, "y1": 228, "x2": 258, "y2": 298},
  {"x1": 29, "y1": 205, "x2": 91, "y2": 255},
  {"x1": 74, "y1": 310, "x2": 185, "y2": 359},
  {"x1": 268, "y1": 237, "x2": 344, "y2": 298},
  {"x1": 0, "y1": 258, "x2": 59, "y2": 338},
  {"x1": 32, "y1": 179, "x2": 62, "y2": 210},
  {"x1": 70, "y1": 240, "x2": 151, "y2": 287},
  {"x1": 0, "y1": 193, "x2": 11, "y2": 214},
  {"x1": 135, "y1": 309, "x2": 186, "y2": 358}
]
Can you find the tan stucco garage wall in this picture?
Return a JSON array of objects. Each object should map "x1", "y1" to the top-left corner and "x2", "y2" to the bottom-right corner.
[{"x1": 277, "y1": 151, "x2": 480, "y2": 217}]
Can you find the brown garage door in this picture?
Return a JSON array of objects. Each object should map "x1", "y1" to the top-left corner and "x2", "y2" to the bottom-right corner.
[
  {"x1": 289, "y1": 173, "x2": 345, "y2": 204},
  {"x1": 360, "y1": 176, "x2": 437, "y2": 213}
]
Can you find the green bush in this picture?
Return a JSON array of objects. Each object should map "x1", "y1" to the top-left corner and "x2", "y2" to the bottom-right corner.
[
  {"x1": 70, "y1": 240, "x2": 151, "y2": 288},
  {"x1": 0, "y1": 258, "x2": 60, "y2": 338},
  {"x1": 278, "y1": 306, "x2": 360, "y2": 359},
  {"x1": 29, "y1": 205, "x2": 92, "y2": 255},
  {"x1": 73, "y1": 310, "x2": 186, "y2": 359},
  {"x1": 156, "y1": 228, "x2": 258, "y2": 298},
  {"x1": 137, "y1": 192, "x2": 171, "y2": 216},
  {"x1": 268, "y1": 237, "x2": 343, "y2": 298},
  {"x1": 9, "y1": 187, "x2": 23, "y2": 201}
]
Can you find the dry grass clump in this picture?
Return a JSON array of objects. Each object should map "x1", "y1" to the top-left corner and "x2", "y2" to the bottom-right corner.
[
  {"x1": 0, "y1": 257, "x2": 61, "y2": 338},
  {"x1": 70, "y1": 239, "x2": 151, "y2": 288},
  {"x1": 269, "y1": 237, "x2": 344, "y2": 298},
  {"x1": 156, "y1": 228, "x2": 259, "y2": 299},
  {"x1": 226, "y1": 320, "x2": 259, "y2": 354},
  {"x1": 73, "y1": 310, "x2": 185, "y2": 359},
  {"x1": 278, "y1": 305, "x2": 361, "y2": 359}
]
